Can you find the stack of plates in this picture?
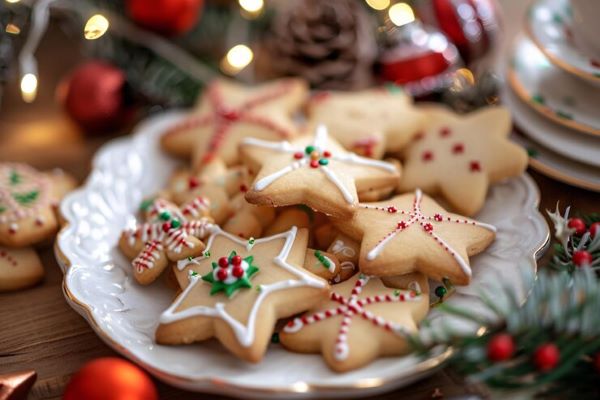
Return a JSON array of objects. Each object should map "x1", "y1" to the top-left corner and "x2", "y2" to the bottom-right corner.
[{"x1": 502, "y1": 0, "x2": 600, "y2": 191}]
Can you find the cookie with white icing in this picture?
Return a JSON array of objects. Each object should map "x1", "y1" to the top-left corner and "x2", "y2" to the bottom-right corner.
[
  {"x1": 398, "y1": 105, "x2": 527, "y2": 216},
  {"x1": 240, "y1": 125, "x2": 401, "y2": 218},
  {"x1": 280, "y1": 273, "x2": 429, "y2": 372},
  {"x1": 160, "y1": 78, "x2": 308, "y2": 168},
  {"x1": 156, "y1": 226, "x2": 329, "y2": 363},
  {"x1": 307, "y1": 89, "x2": 425, "y2": 159},
  {"x1": 333, "y1": 190, "x2": 496, "y2": 285},
  {"x1": 0, "y1": 246, "x2": 44, "y2": 292},
  {"x1": 0, "y1": 163, "x2": 76, "y2": 247}
]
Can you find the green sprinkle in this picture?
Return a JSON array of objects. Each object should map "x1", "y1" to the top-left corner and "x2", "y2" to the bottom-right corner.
[
  {"x1": 305, "y1": 145, "x2": 315, "y2": 154},
  {"x1": 318, "y1": 158, "x2": 329, "y2": 166},
  {"x1": 187, "y1": 256, "x2": 193, "y2": 261},
  {"x1": 527, "y1": 147, "x2": 539, "y2": 158},
  {"x1": 189, "y1": 270, "x2": 199, "y2": 277},
  {"x1": 139, "y1": 198, "x2": 154, "y2": 212},
  {"x1": 435, "y1": 286, "x2": 447, "y2": 298},
  {"x1": 359, "y1": 273, "x2": 366, "y2": 279},
  {"x1": 0, "y1": 206, "x2": 5, "y2": 214},
  {"x1": 532, "y1": 94, "x2": 545, "y2": 105},
  {"x1": 271, "y1": 333, "x2": 280, "y2": 343},
  {"x1": 256, "y1": 284, "x2": 263, "y2": 292},
  {"x1": 556, "y1": 110, "x2": 573, "y2": 120},
  {"x1": 159, "y1": 211, "x2": 171, "y2": 221},
  {"x1": 9, "y1": 170, "x2": 20, "y2": 185},
  {"x1": 170, "y1": 219, "x2": 181, "y2": 229},
  {"x1": 393, "y1": 289, "x2": 400, "y2": 296},
  {"x1": 12, "y1": 190, "x2": 39, "y2": 205},
  {"x1": 203, "y1": 250, "x2": 211, "y2": 257},
  {"x1": 314, "y1": 250, "x2": 331, "y2": 269}
]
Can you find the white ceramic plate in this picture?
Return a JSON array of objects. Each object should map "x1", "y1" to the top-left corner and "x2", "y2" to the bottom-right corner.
[
  {"x1": 55, "y1": 111, "x2": 549, "y2": 399},
  {"x1": 508, "y1": 35, "x2": 600, "y2": 136},
  {"x1": 527, "y1": 0, "x2": 600, "y2": 84},
  {"x1": 501, "y1": 81, "x2": 600, "y2": 168}
]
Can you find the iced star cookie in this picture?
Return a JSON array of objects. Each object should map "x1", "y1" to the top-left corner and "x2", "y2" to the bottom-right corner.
[
  {"x1": 399, "y1": 106, "x2": 528, "y2": 216},
  {"x1": 0, "y1": 163, "x2": 76, "y2": 247},
  {"x1": 240, "y1": 125, "x2": 401, "y2": 218},
  {"x1": 0, "y1": 246, "x2": 44, "y2": 292},
  {"x1": 161, "y1": 78, "x2": 308, "y2": 167},
  {"x1": 334, "y1": 190, "x2": 496, "y2": 285},
  {"x1": 156, "y1": 226, "x2": 329, "y2": 363},
  {"x1": 307, "y1": 89, "x2": 425, "y2": 158},
  {"x1": 280, "y1": 273, "x2": 429, "y2": 372},
  {"x1": 119, "y1": 197, "x2": 215, "y2": 285}
]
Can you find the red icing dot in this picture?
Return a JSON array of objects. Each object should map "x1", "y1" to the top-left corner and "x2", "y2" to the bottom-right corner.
[
  {"x1": 323, "y1": 150, "x2": 331, "y2": 158},
  {"x1": 231, "y1": 255, "x2": 242, "y2": 265},
  {"x1": 387, "y1": 206, "x2": 397, "y2": 213},
  {"x1": 188, "y1": 176, "x2": 201, "y2": 189},
  {"x1": 162, "y1": 222, "x2": 171, "y2": 232},
  {"x1": 440, "y1": 127, "x2": 451, "y2": 137},
  {"x1": 293, "y1": 152, "x2": 304, "y2": 159},
  {"x1": 232, "y1": 265, "x2": 244, "y2": 278},
  {"x1": 219, "y1": 108, "x2": 240, "y2": 121},
  {"x1": 469, "y1": 161, "x2": 482, "y2": 172},
  {"x1": 452, "y1": 143, "x2": 464, "y2": 154},
  {"x1": 422, "y1": 151, "x2": 434, "y2": 162},
  {"x1": 397, "y1": 221, "x2": 407, "y2": 229},
  {"x1": 310, "y1": 160, "x2": 319, "y2": 168},
  {"x1": 434, "y1": 213, "x2": 443, "y2": 221},
  {"x1": 216, "y1": 268, "x2": 229, "y2": 281},
  {"x1": 218, "y1": 257, "x2": 229, "y2": 268},
  {"x1": 239, "y1": 184, "x2": 248, "y2": 193},
  {"x1": 424, "y1": 223, "x2": 433, "y2": 232}
]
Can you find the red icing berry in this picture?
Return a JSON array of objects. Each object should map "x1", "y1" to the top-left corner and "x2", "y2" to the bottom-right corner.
[
  {"x1": 573, "y1": 250, "x2": 593, "y2": 267},
  {"x1": 568, "y1": 218, "x2": 587, "y2": 236},
  {"x1": 534, "y1": 343, "x2": 560, "y2": 371},
  {"x1": 188, "y1": 176, "x2": 201, "y2": 189},
  {"x1": 293, "y1": 152, "x2": 304, "y2": 159},
  {"x1": 232, "y1": 265, "x2": 244, "y2": 278},
  {"x1": 387, "y1": 206, "x2": 397, "y2": 213},
  {"x1": 422, "y1": 151, "x2": 434, "y2": 162},
  {"x1": 440, "y1": 127, "x2": 451, "y2": 137},
  {"x1": 452, "y1": 143, "x2": 464, "y2": 154},
  {"x1": 231, "y1": 255, "x2": 242, "y2": 265},
  {"x1": 487, "y1": 333, "x2": 515, "y2": 362},
  {"x1": 216, "y1": 268, "x2": 229, "y2": 281},
  {"x1": 323, "y1": 150, "x2": 331, "y2": 158},
  {"x1": 424, "y1": 223, "x2": 433, "y2": 232},
  {"x1": 434, "y1": 213, "x2": 443, "y2": 222},
  {"x1": 310, "y1": 160, "x2": 319, "y2": 168},
  {"x1": 162, "y1": 222, "x2": 171, "y2": 232},
  {"x1": 590, "y1": 222, "x2": 600, "y2": 238},
  {"x1": 218, "y1": 257, "x2": 229, "y2": 268},
  {"x1": 469, "y1": 161, "x2": 482, "y2": 172},
  {"x1": 397, "y1": 221, "x2": 407, "y2": 229}
]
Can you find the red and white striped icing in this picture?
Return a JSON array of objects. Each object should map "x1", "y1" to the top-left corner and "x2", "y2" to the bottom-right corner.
[{"x1": 132, "y1": 240, "x2": 164, "y2": 273}]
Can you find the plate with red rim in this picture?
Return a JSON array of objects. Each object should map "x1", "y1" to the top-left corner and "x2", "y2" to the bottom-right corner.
[{"x1": 55, "y1": 111, "x2": 549, "y2": 399}]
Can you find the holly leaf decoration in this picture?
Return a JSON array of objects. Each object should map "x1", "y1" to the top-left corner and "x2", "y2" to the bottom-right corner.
[{"x1": 202, "y1": 251, "x2": 259, "y2": 297}]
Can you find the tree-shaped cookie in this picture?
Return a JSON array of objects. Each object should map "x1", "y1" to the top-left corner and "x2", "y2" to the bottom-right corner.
[
  {"x1": 156, "y1": 226, "x2": 329, "y2": 363},
  {"x1": 160, "y1": 78, "x2": 308, "y2": 167},
  {"x1": 240, "y1": 125, "x2": 401, "y2": 217},
  {"x1": 119, "y1": 196, "x2": 215, "y2": 285},
  {"x1": 399, "y1": 106, "x2": 528, "y2": 216},
  {"x1": 334, "y1": 190, "x2": 496, "y2": 285},
  {"x1": 280, "y1": 273, "x2": 429, "y2": 372},
  {"x1": 307, "y1": 89, "x2": 425, "y2": 158},
  {"x1": 0, "y1": 163, "x2": 75, "y2": 247}
]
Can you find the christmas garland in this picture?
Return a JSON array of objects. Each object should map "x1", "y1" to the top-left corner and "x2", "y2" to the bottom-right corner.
[{"x1": 413, "y1": 206, "x2": 600, "y2": 399}]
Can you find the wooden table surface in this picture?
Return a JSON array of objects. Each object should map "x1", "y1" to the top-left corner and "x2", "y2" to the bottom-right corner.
[{"x1": 1, "y1": 23, "x2": 599, "y2": 400}]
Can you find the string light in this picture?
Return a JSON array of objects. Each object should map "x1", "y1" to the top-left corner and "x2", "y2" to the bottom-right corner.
[
  {"x1": 84, "y1": 14, "x2": 109, "y2": 40},
  {"x1": 20, "y1": 73, "x2": 38, "y2": 103},
  {"x1": 388, "y1": 2, "x2": 415, "y2": 27},
  {"x1": 5, "y1": 0, "x2": 21, "y2": 3},
  {"x1": 239, "y1": 0, "x2": 263, "y2": 13},
  {"x1": 221, "y1": 44, "x2": 254, "y2": 75},
  {"x1": 365, "y1": 0, "x2": 390, "y2": 11}
]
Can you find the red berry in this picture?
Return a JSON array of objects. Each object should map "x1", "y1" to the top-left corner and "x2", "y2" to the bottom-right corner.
[
  {"x1": 573, "y1": 250, "x2": 593, "y2": 267},
  {"x1": 162, "y1": 222, "x2": 171, "y2": 232},
  {"x1": 534, "y1": 343, "x2": 560, "y2": 371},
  {"x1": 590, "y1": 222, "x2": 600, "y2": 238},
  {"x1": 568, "y1": 218, "x2": 587, "y2": 235},
  {"x1": 232, "y1": 266, "x2": 244, "y2": 278},
  {"x1": 188, "y1": 176, "x2": 200, "y2": 189},
  {"x1": 487, "y1": 333, "x2": 515, "y2": 361},
  {"x1": 218, "y1": 257, "x2": 229, "y2": 268},
  {"x1": 231, "y1": 255, "x2": 242, "y2": 265},
  {"x1": 310, "y1": 160, "x2": 319, "y2": 168},
  {"x1": 216, "y1": 268, "x2": 228, "y2": 281}
]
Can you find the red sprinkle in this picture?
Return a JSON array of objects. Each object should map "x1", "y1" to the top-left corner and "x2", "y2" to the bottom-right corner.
[
  {"x1": 397, "y1": 221, "x2": 407, "y2": 229},
  {"x1": 387, "y1": 206, "x2": 397, "y2": 213},
  {"x1": 293, "y1": 152, "x2": 304, "y2": 159},
  {"x1": 470, "y1": 160, "x2": 482, "y2": 172},
  {"x1": 424, "y1": 223, "x2": 433, "y2": 232},
  {"x1": 422, "y1": 151, "x2": 434, "y2": 162},
  {"x1": 440, "y1": 127, "x2": 451, "y2": 137},
  {"x1": 310, "y1": 160, "x2": 319, "y2": 168},
  {"x1": 323, "y1": 150, "x2": 331, "y2": 158},
  {"x1": 452, "y1": 143, "x2": 464, "y2": 154},
  {"x1": 188, "y1": 176, "x2": 201, "y2": 189},
  {"x1": 162, "y1": 222, "x2": 171, "y2": 232},
  {"x1": 239, "y1": 184, "x2": 248, "y2": 193}
]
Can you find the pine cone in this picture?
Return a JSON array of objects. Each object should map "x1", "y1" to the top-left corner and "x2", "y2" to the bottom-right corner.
[{"x1": 264, "y1": 0, "x2": 377, "y2": 90}]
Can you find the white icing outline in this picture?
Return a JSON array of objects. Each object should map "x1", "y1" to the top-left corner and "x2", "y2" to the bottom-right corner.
[{"x1": 160, "y1": 226, "x2": 327, "y2": 347}]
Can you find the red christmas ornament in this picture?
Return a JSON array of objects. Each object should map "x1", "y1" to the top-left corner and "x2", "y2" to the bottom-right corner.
[
  {"x1": 589, "y1": 222, "x2": 600, "y2": 238},
  {"x1": 568, "y1": 218, "x2": 587, "y2": 236},
  {"x1": 413, "y1": 0, "x2": 502, "y2": 64},
  {"x1": 61, "y1": 61, "x2": 129, "y2": 133},
  {"x1": 487, "y1": 333, "x2": 515, "y2": 362},
  {"x1": 63, "y1": 358, "x2": 157, "y2": 400},
  {"x1": 533, "y1": 343, "x2": 560, "y2": 372},
  {"x1": 573, "y1": 250, "x2": 593, "y2": 267},
  {"x1": 126, "y1": 0, "x2": 204, "y2": 36}
]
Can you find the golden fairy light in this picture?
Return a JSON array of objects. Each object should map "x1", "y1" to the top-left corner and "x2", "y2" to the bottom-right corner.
[
  {"x1": 365, "y1": 0, "x2": 390, "y2": 11},
  {"x1": 221, "y1": 44, "x2": 254, "y2": 75},
  {"x1": 84, "y1": 14, "x2": 109, "y2": 40},
  {"x1": 20, "y1": 73, "x2": 38, "y2": 103},
  {"x1": 388, "y1": 2, "x2": 415, "y2": 27},
  {"x1": 239, "y1": 0, "x2": 264, "y2": 13},
  {"x1": 5, "y1": 0, "x2": 21, "y2": 3}
]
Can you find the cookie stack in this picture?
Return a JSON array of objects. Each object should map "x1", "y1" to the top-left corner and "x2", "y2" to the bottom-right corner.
[
  {"x1": 0, "y1": 164, "x2": 75, "y2": 291},
  {"x1": 118, "y1": 78, "x2": 527, "y2": 372}
]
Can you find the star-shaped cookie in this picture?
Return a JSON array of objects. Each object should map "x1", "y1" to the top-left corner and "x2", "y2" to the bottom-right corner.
[
  {"x1": 160, "y1": 78, "x2": 308, "y2": 167},
  {"x1": 307, "y1": 89, "x2": 425, "y2": 158},
  {"x1": 280, "y1": 273, "x2": 429, "y2": 372},
  {"x1": 333, "y1": 190, "x2": 496, "y2": 285},
  {"x1": 156, "y1": 226, "x2": 329, "y2": 363},
  {"x1": 240, "y1": 125, "x2": 401, "y2": 217},
  {"x1": 398, "y1": 106, "x2": 528, "y2": 216}
]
